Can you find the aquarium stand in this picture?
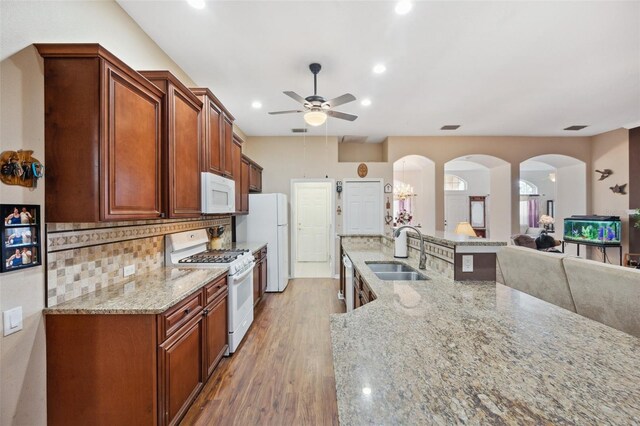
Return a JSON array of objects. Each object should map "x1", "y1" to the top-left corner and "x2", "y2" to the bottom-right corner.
[{"x1": 561, "y1": 240, "x2": 622, "y2": 265}]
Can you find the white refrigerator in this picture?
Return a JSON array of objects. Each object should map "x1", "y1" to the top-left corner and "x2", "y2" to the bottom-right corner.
[{"x1": 236, "y1": 193, "x2": 289, "y2": 292}]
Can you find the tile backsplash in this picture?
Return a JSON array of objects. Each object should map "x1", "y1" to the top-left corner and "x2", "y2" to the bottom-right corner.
[{"x1": 46, "y1": 216, "x2": 232, "y2": 307}]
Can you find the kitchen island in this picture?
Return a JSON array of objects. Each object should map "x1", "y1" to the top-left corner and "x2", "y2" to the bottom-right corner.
[{"x1": 333, "y1": 239, "x2": 640, "y2": 424}]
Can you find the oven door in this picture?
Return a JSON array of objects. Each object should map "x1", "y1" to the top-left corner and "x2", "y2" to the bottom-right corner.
[
  {"x1": 228, "y1": 262, "x2": 255, "y2": 332},
  {"x1": 201, "y1": 172, "x2": 235, "y2": 214}
]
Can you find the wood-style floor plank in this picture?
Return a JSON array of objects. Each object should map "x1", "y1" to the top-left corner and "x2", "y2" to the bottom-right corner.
[{"x1": 181, "y1": 278, "x2": 344, "y2": 426}]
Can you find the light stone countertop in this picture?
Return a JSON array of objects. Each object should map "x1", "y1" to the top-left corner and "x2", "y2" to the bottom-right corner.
[
  {"x1": 44, "y1": 266, "x2": 227, "y2": 315},
  {"x1": 339, "y1": 232, "x2": 507, "y2": 248},
  {"x1": 333, "y1": 241, "x2": 640, "y2": 425},
  {"x1": 231, "y1": 241, "x2": 267, "y2": 254}
]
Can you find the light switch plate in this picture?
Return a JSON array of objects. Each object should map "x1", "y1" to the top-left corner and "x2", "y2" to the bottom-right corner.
[
  {"x1": 462, "y1": 255, "x2": 474, "y2": 273},
  {"x1": 3, "y1": 306, "x2": 23, "y2": 336},
  {"x1": 123, "y1": 264, "x2": 136, "y2": 277}
]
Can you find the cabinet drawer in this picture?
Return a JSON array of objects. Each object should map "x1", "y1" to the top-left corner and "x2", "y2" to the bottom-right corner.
[
  {"x1": 205, "y1": 275, "x2": 228, "y2": 306},
  {"x1": 159, "y1": 291, "x2": 204, "y2": 342}
]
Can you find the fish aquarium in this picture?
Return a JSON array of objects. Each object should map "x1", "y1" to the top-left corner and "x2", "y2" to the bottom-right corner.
[{"x1": 563, "y1": 215, "x2": 621, "y2": 245}]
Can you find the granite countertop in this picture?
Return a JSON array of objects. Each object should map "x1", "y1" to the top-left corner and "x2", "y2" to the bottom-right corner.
[
  {"x1": 340, "y1": 231, "x2": 507, "y2": 248},
  {"x1": 44, "y1": 266, "x2": 227, "y2": 315},
  {"x1": 333, "y1": 242, "x2": 640, "y2": 424},
  {"x1": 231, "y1": 241, "x2": 267, "y2": 254}
]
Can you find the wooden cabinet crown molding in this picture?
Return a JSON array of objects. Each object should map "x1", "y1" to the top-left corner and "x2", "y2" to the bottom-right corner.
[
  {"x1": 35, "y1": 43, "x2": 165, "y2": 98},
  {"x1": 140, "y1": 70, "x2": 203, "y2": 109},
  {"x1": 190, "y1": 87, "x2": 235, "y2": 121}
]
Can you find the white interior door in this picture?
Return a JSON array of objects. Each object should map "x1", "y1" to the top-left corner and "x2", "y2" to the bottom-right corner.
[
  {"x1": 296, "y1": 183, "x2": 330, "y2": 262},
  {"x1": 445, "y1": 194, "x2": 469, "y2": 232},
  {"x1": 344, "y1": 180, "x2": 383, "y2": 234}
]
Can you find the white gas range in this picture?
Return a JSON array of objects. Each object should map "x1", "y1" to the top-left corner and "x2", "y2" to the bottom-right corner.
[{"x1": 166, "y1": 229, "x2": 254, "y2": 354}]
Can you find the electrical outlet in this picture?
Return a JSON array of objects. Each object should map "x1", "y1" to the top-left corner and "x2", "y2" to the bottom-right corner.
[
  {"x1": 462, "y1": 255, "x2": 474, "y2": 273},
  {"x1": 3, "y1": 306, "x2": 23, "y2": 336},
  {"x1": 123, "y1": 264, "x2": 136, "y2": 277}
]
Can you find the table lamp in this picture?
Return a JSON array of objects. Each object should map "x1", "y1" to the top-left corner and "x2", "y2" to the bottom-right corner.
[{"x1": 455, "y1": 221, "x2": 477, "y2": 237}]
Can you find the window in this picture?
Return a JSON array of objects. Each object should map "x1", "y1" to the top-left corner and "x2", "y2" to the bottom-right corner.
[
  {"x1": 444, "y1": 174, "x2": 467, "y2": 191},
  {"x1": 519, "y1": 179, "x2": 538, "y2": 195}
]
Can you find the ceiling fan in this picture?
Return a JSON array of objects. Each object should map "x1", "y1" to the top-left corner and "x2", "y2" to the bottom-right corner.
[{"x1": 269, "y1": 63, "x2": 358, "y2": 126}]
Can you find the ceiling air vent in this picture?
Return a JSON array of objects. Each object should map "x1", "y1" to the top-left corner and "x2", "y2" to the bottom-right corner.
[
  {"x1": 441, "y1": 125, "x2": 460, "y2": 130},
  {"x1": 291, "y1": 128, "x2": 308, "y2": 133},
  {"x1": 564, "y1": 125, "x2": 588, "y2": 131}
]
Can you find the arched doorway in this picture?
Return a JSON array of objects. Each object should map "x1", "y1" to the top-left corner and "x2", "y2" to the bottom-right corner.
[
  {"x1": 444, "y1": 154, "x2": 511, "y2": 240},
  {"x1": 519, "y1": 154, "x2": 587, "y2": 256},
  {"x1": 392, "y1": 155, "x2": 436, "y2": 233}
]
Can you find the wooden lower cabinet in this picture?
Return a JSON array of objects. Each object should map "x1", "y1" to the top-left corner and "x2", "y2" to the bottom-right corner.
[
  {"x1": 353, "y1": 269, "x2": 376, "y2": 310},
  {"x1": 45, "y1": 276, "x2": 228, "y2": 426},
  {"x1": 260, "y1": 251, "x2": 268, "y2": 296},
  {"x1": 252, "y1": 246, "x2": 269, "y2": 307},
  {"x1": 159, "y1": 315, "x2": 204, "y2": 426},
  {"x1": 204, "y1": 292, "x2": 229, "y2": 376}
]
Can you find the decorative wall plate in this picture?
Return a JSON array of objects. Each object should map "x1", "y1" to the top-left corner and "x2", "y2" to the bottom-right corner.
[{"x1": 357, "y1": 163, "x2": 368, "y2": 178}]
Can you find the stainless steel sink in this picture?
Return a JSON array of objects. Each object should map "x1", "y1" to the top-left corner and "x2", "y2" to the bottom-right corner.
[{"x1": 365, "y1": 262, "x2": 429, "y2": 281}]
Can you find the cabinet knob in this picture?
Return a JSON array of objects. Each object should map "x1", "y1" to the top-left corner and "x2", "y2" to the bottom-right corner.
[{"x1": 184, "y1": 308, "x2": 190, "y2": 315}]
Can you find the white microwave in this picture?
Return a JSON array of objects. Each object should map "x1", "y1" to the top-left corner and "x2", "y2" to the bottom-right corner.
[{"x1": 201, "y1": 172, "x2": 235, "y2": 214}]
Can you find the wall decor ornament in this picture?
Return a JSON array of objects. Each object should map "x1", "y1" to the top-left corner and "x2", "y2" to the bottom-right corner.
[
  {"x1": 609, "y1": 183, "x2": 627, "y2": 194},
  {"x1": 595, "y1": 169, "x2": 613, "y2": 181},
  {"x1": 384, "y1": 183, "x2": 392, "y2": 193},
  {"x1": 357, "y1": 163, "x2": 368, "y2": 178}
]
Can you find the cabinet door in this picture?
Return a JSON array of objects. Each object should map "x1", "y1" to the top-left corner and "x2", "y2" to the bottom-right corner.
[
  {"x1": 241, "y1": 157, "x2": 250, "y2": 213},
  {"x1": 205, "y1": 99, "x2": 223, "y2": 175},
  {"x1": 222, "y1": 116, "x2": 233, "y2": 177},
  {"x1": 104, "y1": 63, "x2": 163, "y2": 220},
  {"x1": 260, "y1": 256, "x2": 268, "y2": 296},
  {"x1": 232, "y1": 140, "x2": 242, "y2": 212},
  {"x1": 169, "y1": 86, "x2": 202, "y2": 217},
  {"x1": 253, "y1": 260, "x2": 261, "y2": 306},
  {"x1": 159, "y1": 316, "x2": 204, "y2": 426},
  {"x1": 204, "y1": 294, "x2": 228, "y2": 377}
]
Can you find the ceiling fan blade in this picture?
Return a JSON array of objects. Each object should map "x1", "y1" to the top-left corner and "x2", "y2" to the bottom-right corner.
[
  {"x1": 283, "y1": 91, "x2": 307, "y2": 105},
  {"x1": 268, "y1": 110, "x2": 304, "y2": 115},
  {"x1": 323, "y1": 93, "x2": 356, "y2": 108},
  {"x1": 326, "y1": 110, "x2": 358, "y2": 121}
]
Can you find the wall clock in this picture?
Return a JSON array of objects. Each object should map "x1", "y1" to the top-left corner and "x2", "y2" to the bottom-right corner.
[{"x1": 357, "y1": 163, "x2": 368, "y2": 178}]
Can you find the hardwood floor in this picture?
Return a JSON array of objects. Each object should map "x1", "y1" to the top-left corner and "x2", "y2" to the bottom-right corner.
[{"x1": 181, "y1": 278, "x2": 345, "y2": 425}]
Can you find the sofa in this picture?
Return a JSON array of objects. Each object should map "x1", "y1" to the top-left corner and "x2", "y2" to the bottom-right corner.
[{"x1": 497, "y1": 246, "x2": 640, "y2": 337}]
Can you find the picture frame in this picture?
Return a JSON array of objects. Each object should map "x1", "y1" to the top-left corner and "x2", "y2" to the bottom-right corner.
[
  {"x1": 384, "y1": 183, "x2": 393, "y2": 194},
  {"x1": 1, "y1": 204, "x2": 41, "y2": 273}
]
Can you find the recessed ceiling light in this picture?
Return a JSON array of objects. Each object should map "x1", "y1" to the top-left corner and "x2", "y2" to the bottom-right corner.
[
  {"x1": 362, "y1": 387, "x2": 372, "y2": 395},
  {"x1": 373, "y1": 64, "x2": 386, "y2": 74},
  {"x1": 361, "y1": 98, "x2": 372, "y2": 107},
  {"x1": 441, "y1": 125, "x2": 461, "y2": 130},
  {"x1": 186, "y1": 0, "x2": 205, "y2": 9},
  {"x1": 564, "y1": 125, "x2": 588, "y2": 131},
  {"x1": 395, "y1": 1, "x2": 413, "y2": 15},
  {"x1": 251, "y1": 101, "x2": 262, "y2": 109}
]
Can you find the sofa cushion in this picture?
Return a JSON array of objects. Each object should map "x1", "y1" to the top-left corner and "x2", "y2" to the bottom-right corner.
[
  {"x1": 496, "y1": 246, "x2": 576, "y2": 312},
  {"x1": 563, "y1": 257, "x2": 640, "y2": 337},
  {"x1": 512, "y1": 234, "x2": 537, "y2": 250}
]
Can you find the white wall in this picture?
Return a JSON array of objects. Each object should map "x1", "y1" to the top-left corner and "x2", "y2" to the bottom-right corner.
[
  {"x1": 489, "y1": 164, "x2": 512, "y2": 241},
  {"x1": 0, "y1": 1, "x2": 198, "y2": 423},
  {"x1": 556, "y1": 163, "x2": 588, "y2": 257}
]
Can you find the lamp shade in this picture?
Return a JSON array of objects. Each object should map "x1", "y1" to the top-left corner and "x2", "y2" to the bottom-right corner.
[
  {"x1": 454, "y1": 221, "x2": 477, "y2": 237},
  {"x1": 304, "y1": 110, "x2": 327, "y2": 127}
]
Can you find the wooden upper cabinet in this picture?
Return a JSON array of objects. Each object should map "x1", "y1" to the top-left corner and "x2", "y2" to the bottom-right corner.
[
  {"x1": 36, "y1": 43, "x2": 164, "y2": 222},
  {"x1": 191, "y1": 88, "x2": 227, "y2": 176},
  {"x1": 231, "y1": 136, "x2": 243, "y2": 212},
  {"x1": 140, "y1": 71, "x2": 203, "y2": 218},
  {"x1": 240, "y1": 156, "x2": 250, "y2": 213},
  {"x1": 249, "y1": 160, "x2": 263, "y2": 193},
  {"x1": 223, "y1": 117, "x2": 234, "y2": 178}
]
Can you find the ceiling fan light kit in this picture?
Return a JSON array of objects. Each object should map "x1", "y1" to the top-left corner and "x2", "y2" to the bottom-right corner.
[
  {"x1": 269, "y1": 63, "x2": 358, "y2": 125},
  {"x1": 304, "y1": 110, "x2": 327, "y2": 127}
]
